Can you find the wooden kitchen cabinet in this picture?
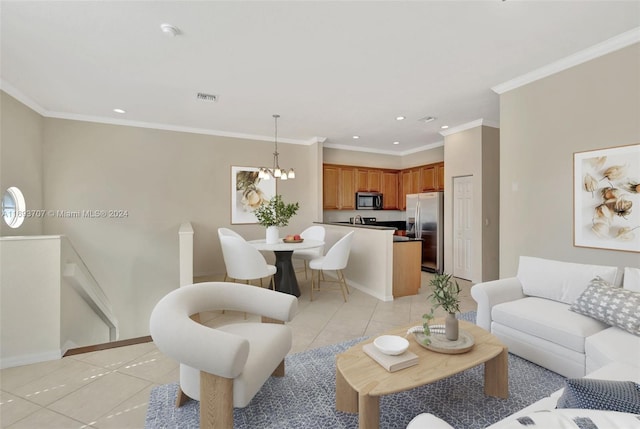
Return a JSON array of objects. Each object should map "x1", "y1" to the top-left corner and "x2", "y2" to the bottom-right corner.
[
  {"x1": 382, "y1": 171, "x2": 398, "y2": 209},
  {"x1": 323, "y1": 164, "x2": 357, "y2": 210},
  {"x1": 393, "y1": 240, "x2": 422, "y2": 297},
  {"x1": 420, "y1": 165, "x2": 436, "y2": 191},
  {"x1": 436, "y1": 162, "x2": 445, "y2": 191},
  {"x1": 355, "y1": 168, "x2": 382, "y2": 192}
]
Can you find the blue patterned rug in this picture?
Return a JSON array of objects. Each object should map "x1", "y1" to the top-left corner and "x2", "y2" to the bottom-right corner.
[{"x1": 144, "y1": 312, "x2": 566, "y2": 428}]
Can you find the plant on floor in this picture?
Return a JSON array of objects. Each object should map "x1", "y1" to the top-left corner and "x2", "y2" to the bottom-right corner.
[{"x1": 253, "y1": 195, "x2": 300, "y2": 227}]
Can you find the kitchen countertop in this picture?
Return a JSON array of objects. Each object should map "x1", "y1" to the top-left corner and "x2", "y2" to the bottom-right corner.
[{"x1": 316, "y1": 222, "x2": 422, "y2": 242}]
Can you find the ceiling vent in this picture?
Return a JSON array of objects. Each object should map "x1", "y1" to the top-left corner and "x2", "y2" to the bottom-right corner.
[
  {"x1": 197, "y1": 93, "x2": 218, "y2": 102},
  {"x1": 418, "y1": 116, "x2": 437, "y2": 123}
]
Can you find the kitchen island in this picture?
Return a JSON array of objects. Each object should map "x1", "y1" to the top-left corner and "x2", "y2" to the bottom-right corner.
[{"x1": 315, "y1": 222, "x2": 422, "y2": 301}]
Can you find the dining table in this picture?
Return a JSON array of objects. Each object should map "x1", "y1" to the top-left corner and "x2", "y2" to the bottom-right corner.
[{"x1": 248, "y1": 238, "x2": 324, "y2": 297}]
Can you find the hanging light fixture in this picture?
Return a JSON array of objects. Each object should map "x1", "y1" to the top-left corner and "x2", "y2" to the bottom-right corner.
[{"x1": 259, "y1": 114, "x2": 295, "y2": 180}]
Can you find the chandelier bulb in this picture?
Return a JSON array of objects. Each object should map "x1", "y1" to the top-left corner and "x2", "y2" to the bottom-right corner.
[{"x1": 288, "y1": 169, "x2": 295, "y2": 179}]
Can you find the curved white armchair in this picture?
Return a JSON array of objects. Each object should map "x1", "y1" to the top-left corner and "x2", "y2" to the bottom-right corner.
[
  {"x1": 309, "y1": 231, "x2": 354, "y2": 301},
  {"x1": 292, "y1": 225, "x2": 326, "y2": 279},
  {"x1": 150, "y1": 282, "x2": 298, "y2": 429},
  {"x1": 219, "y1": 235, "x2": 276, "y2": 289}
]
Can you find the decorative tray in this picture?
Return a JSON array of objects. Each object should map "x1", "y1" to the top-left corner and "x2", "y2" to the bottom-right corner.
[
  {"x1": 412, "y1": 326, "x2": 474, "y2": 354},
  {"x1": 282, "y1": 238, "x2": 304, "y2": 243}
]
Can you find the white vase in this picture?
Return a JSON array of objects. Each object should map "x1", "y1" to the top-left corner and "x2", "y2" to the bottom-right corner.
[
  {"x1": 266, "y1": 226, "x2": 279, "y2": 244},
  {"x1": 445, "y1": 312, "x2": 459, "y2": 341}
]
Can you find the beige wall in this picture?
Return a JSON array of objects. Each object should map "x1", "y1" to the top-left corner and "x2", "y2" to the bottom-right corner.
[
  {"x1": 499, "y1": 43, "x2": 640, "y2": 276},
  {"x1": 1, "y1": 95, "x2": 321, "y2": 340},
  {"x1": 0, "y1": 92, "x2": 44, "y2": 236},
  {"x1": 323, "y1": 145, "x2": 444, "y2": 170},
  {"x1": 442, "y1": 125, "x2": 499, "y2": 283}
]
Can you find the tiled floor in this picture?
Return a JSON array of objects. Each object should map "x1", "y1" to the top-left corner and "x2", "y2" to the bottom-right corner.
[{"x1": 1, "y1": 272, "x2": 476, "y2": 429}]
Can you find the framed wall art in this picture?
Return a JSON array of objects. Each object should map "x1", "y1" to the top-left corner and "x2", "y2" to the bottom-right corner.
[
  {"x1": 231, "y1": 166, "x2": 276, "y2": 224},
  {"x1": 574, "y1": 143, "x2": 639, "y2": 253}
]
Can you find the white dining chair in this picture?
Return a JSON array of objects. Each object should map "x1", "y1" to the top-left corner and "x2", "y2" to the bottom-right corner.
[
  {"x1": 217, "y1": 228, "x2": 245, "y2": 281},
  {"x1": 291, "y1": 225, "x2": 325, "y2": 279},
  {"x1": 309, "y1": 231, "x2": 354, "y2": 302},
  {"x1": 219, "y1": 235, "x2": 276, "y2": 290}
]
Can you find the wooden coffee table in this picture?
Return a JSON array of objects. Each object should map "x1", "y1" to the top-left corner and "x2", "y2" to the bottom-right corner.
[{"x1": 335, "y1": 320, "x2": 508, "y2": 429}]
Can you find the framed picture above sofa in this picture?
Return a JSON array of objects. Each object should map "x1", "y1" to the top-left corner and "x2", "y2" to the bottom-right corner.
[{"x1": 574, "y1": 143, "x2": 639, "y2": 253}]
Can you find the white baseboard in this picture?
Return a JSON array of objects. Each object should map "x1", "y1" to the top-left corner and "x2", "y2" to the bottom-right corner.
[{"x1": 1, "y1": 349, "x2": 63, "y2": 369}]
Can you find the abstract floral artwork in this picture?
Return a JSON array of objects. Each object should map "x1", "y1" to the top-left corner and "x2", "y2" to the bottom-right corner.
[
  {"x1": 231, "y1": 166, "x2": 276, "y2": 224},
  {"x1": 574, "y1": 144, "x2": 639, "y2": 252}
]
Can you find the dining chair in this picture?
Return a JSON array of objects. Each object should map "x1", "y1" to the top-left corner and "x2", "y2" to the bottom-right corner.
[
  {"x1": 219, "y1": 235, "x2": 276, "y2": 290},
  {"x1": 309, "y1": 231, "x2": 354, "y2": 302},
  {"x1": 217, "y1": 228, "x2": 245, "y2": 281},
  {"x1": 291, "y1": 225, "x2": 325, "y2": 279},
  {"x1": 150, "y1": 282, "x2": 297, "y2": 429}
]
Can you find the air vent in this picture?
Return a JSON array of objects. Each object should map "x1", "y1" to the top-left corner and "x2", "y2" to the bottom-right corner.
[
  {"x1": 418, "y1": 116, "x2": 437, "y2": 123},
  {"x1": 196, "y1": 93, "x2": 218, "y2": 102}
]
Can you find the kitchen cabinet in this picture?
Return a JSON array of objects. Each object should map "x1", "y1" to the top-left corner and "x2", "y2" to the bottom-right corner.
[
  {"x1": 399, "y1": 168, "x2": 420, "y2": 210},
  {"x1": 420, "y1": 165, "x2": 437, "y2": 191},
  {"x1": 436, "y1": 162, "x2": 445, "y2": 191},
  {"x1": 382, "y1": 172, "x2": 398, "y2": 209},
  {"x1": 323, "y1": 164, "x2": 355, "y2": 210},
  {"x1": 355, "y1": 168, "x2": 382, "y2": 192},
  {"x1": 393, "y1": 240, "x2": 422, "y2": 297}
]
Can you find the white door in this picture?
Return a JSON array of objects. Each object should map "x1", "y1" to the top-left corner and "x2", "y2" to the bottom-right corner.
[{"x1": 453, "y1": 176, "x2": 473, "y2": 281}]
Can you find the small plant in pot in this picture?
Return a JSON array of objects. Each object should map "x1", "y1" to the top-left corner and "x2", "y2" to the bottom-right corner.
[
  {"x1": 423, "y1": 272, "x2": 461, "y2": 341},
  {"x1": 253, "y1": 195, "x2": 300, "y2": 244}
]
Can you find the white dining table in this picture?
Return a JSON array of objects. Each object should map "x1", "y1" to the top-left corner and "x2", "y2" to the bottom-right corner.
[{"x1": 248, "y1": 239, "x2": 324, "y2": 297}]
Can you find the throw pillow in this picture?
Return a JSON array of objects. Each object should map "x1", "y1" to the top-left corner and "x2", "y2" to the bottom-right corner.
[
  {"x1": 556, "y1": 378, "x2": 640, "y2": 414},
  {"x1": 570, "y1": 277, "x2": 640, "y2": 336},
  {"x1": 625, "y1": 267, "x2": 640, "y2": 293},
  {"x1": 492, "y1": 409, "x2": 640, "y2": 428},
  {"x1": 517, "y1": 256, "x2": 618, "y2": 304}
]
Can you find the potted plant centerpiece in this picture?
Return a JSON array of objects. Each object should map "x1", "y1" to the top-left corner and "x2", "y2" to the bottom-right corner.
[
  {"x1": 253, "y1": 195, "x2": 300, "y2": 244},
  {"x1": 424, "y1": 272, "x2": 461, "y2": 341}
]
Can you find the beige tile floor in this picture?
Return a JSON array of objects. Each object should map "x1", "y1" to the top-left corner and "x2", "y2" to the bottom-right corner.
[{"x1": 1, "y1": 272, "x2": 475, "y2": 429}]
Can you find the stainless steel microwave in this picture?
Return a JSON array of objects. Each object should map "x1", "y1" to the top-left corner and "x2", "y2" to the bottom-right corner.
[{"x1": 355, "y1": 192, "x2": 383, "y2": 210}]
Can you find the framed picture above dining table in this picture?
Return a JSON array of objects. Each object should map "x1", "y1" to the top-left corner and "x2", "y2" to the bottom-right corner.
[{"x1": 231, "y1": 166, "x2": 276, "y2": 224}]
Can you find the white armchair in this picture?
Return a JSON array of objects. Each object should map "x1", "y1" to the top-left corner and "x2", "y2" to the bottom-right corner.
[{"x1": 150, "y1": 282, "x2": 298, "y2": 429}]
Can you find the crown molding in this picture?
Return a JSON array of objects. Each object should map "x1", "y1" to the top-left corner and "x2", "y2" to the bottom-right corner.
[
  {"x1": 0, "y1": 79, "x2": 47, "y2": 116},
  {"x1": 439, "y1": 119, "x2": 498, "y2": 137},
  {"x1": 323, "y1": 140, "x2": 444, "y2": 156},
  {"x1": 492, "y1": 27, "x2": 640, "y2": 94}
]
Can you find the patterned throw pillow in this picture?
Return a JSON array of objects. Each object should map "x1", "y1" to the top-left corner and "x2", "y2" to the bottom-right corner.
[
  {"x1": 494, "y1": 409, "x2": 640, "y2": 428},
  {"x1": 570, "y1": 277, "x2": 640, "y2": 336},
  {"x1": 556, "y1": 378, "x2": 640, "y2": 414}
]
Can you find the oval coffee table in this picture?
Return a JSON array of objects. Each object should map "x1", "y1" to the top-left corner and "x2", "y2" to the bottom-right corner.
[{"x1": 335, "y1": 319, "x2": 508, "y2": 429}]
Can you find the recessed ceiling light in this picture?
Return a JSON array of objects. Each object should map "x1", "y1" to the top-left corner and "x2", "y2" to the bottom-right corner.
[
  {"x1": 113, "y1": 108, "x2": 126, "y2": 114},
  {"x1": 396, "y1": 116, "x2": 405, "y2": 121},
  {"x1": 160, "y1": 23, "x2": 180, "y2": 37},
  {"x1": 393, "y1": 141, "x2": 400, "y2": 145},
  {"x1": 419, "y1": 116, "x2": 437, "y2": 123},
  {"x1": 352, "y1": 135, "x2": 360, "y2": 139},
  {"x1": 441, "y1": 125, "x2": 449, "y2": 129}
]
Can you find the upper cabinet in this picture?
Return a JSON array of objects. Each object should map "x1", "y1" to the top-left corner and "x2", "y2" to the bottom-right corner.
[
  {"x1": 323, "y1": 162, "x2": 443, "y2": 211},
  {"x1": 323, "y1": 164, "x2": 355, "y2": 210}
]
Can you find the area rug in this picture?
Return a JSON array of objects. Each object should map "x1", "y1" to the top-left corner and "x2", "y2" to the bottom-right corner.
[{"x1": 144, "y1": 312, "x2": 566, "y2": 429}]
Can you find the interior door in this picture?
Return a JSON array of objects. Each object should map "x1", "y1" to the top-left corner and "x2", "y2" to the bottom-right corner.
[{"x1": 453, "y1": 176, "x2": 473, "y2": 281}]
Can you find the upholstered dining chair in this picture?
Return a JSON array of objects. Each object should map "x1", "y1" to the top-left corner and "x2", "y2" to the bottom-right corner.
[
  {"x1": 219, "y1": 235, "x2": 276, "y2": 289},
  {"x1": 309, "y1": 231, "x2": 354, "y2": 302},
  {"x1": 217, "y1": 228, "x2": 245, "y2": 281},
  {"x1": 291, "y1": 225, "x2": 325, "y2": 279},
  {"x1": 150, "y1": 282, "x2": 298, "y2": 429}
]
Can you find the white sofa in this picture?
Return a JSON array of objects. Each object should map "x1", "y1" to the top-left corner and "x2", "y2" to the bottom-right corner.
[
  {"x1": 407, "y1": 257, "x2": 640, "y2": 428},
  {"x1": 471, "y1": 256, "x2": 639, "y2": 378}
]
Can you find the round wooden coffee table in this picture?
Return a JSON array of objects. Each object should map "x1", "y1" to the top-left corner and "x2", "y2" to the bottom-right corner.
[{"x1": 335, "y1": 319, "x2": 508, "y2": 429}]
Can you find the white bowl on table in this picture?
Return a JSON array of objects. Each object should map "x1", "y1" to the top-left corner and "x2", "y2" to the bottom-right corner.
[{"x1": 373, "y1": 335, "x2": 409, "y2": 355}]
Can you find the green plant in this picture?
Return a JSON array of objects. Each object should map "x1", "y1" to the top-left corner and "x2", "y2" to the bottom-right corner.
[
  {"x1": 253, "y1": 195, "x2": 299, "y2": 228},
  {"x1": 427, "y1": 272, "x2": 461, "y2": 314}
]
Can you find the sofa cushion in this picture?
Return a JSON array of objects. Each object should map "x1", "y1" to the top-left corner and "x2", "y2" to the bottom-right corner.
[
  {"x1": 490, "y1": 409, "x2": 640, "y2": 429},
  {"x1": 556, "y1": 378, "x2": 640, "y2": 413},
  {"x1": 492, "y1": 297, "x2": 608, "y2": 353},
  {"x1": 516, "y1": 256, "x2": 618, "y2": 304},
  {"x1": 624, "y1": 267, "x2": 640, "y2": 292},
  {"x1": 570, "y1": 278, "x2": 640, "y2": 336},
  {"x1": 585, "y1": 327, "x2": 640, "y2": 371}
]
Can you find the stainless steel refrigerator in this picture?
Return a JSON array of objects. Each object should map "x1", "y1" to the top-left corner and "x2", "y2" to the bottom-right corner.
[{"x1": 406, "y1": 192, "x2": 444, "y2": 273}]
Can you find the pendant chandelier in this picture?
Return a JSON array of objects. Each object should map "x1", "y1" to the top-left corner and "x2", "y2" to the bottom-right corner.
[{"x1": 258, "y1": 114, "x2": 295, "y2": 180}]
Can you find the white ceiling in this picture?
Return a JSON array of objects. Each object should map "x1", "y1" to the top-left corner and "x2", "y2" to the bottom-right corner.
[{"x1": 1, "y1": 1, "x2": 639, "y2": 155}]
